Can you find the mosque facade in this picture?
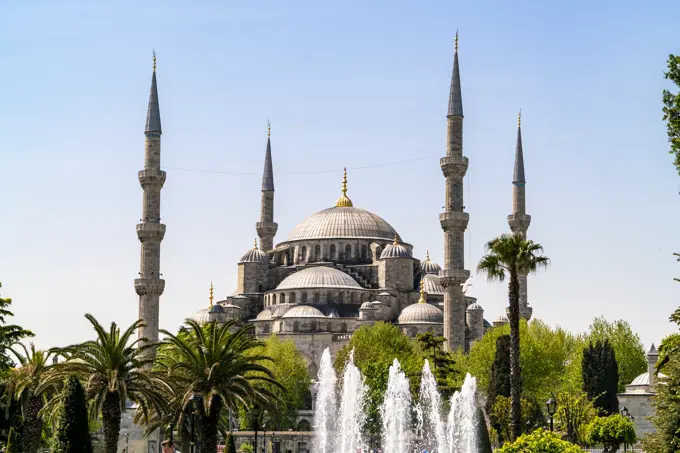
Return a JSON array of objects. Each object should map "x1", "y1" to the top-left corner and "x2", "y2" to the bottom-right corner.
[{"x1": 135, "y1": 36, "x2": 534, "y2": 377}]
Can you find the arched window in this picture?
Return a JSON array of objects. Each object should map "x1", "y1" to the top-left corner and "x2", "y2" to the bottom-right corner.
[
  {"x1": 310, "y1": 321, "x2": 317, "y2": 331},
  {"x1": 327, "y1": 292, "x2": 333, "y2": 303},
  {"x1": 345, "y1": 244, "x2": 352, "y2": 259},
  {"x1": 279, "y1": 321, "x2": 284, "y2": 332},
  {"x1": 360, "y1": 293, "x2": 366, "y2": 303},
  {"x1": 301, "y1": 246, "x2": 307, "y2": 261},
  {"x1": 350, "y1": 293, "x2": 356, "y2": 303},
  {"x1": 341, "y1": 322, "x2": 347, "y2": 333},
  {"x1": 410, "y1": 327, "x2": 418, "y2": 337},
  {"x1": 301, "y1": 292, "x2": 308, "y2": 303},
  {"x1": 280, "y1": 293, "x2": 285, "y2": 304},
  {"x1": 293, "y1": 321, "x2": 299, "y2": 332},
  {"x1": 273, "y1": 294, "x2": 278, "y2": 304},
  {"x1": 330, "y1": 244, "x2": 337, "y2": 260},
  {"x1": 298, "y1": 419, "x2": 312, "y2": 432},
  {"x1": 338, "y1": 292, "x2": 344, "y2": 302},
  {"x1": 263, "y1": 324, "x2": 270, "y2": 334},
  {"x1": 326, "y1": 322, "x2": 332, "y2": 332},
  {"x1": 361, "y1": 245, "x2": 368, "y2": 259},
  {"x1": 314, "y1": 292, "x2": 320, "y2": 303},
  {"x1": 314, "y1": 245, "x2": 321, "y2": 261},
  {"x1": 291, "y1": 292, "x2": 297, "y2": 303}
]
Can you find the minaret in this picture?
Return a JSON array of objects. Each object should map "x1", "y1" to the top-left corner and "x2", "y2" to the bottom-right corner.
[
  {"x1": 439, "y1": 32, "x2": 470, "y2": 351},
  {"x1": 134, "y1": 52, "x2": 166, "y2": 349},
  {"x1": 507, "y1": 112, "x2": 532, "y2": 320},
  {"x1": 256, "y1": 121, "x2": 278, "y2": 252}
]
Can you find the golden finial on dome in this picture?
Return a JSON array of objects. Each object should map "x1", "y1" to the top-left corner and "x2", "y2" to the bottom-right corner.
[
  {"x1": 454, "y1": 30, "x2": 459, "y2": 52},
  {"x1": 152, "y1": 50, "x2": 157, "y2": 72},
  {"x1": 426, "y1": 249, "x2": 431, "y2": 260},
  {"x1": 393, "y1": 234, "x2": 399, "y2": 246},
  {"x1": 209, "y1": 281, "x2": 214, "y2": 307},
  {"x1": 267, "y1": 119, "x2": 271, "y2": 138},
  {"x1": 335, "y1": 167, "x2": 354, "y2": 207},
  {"x1": 254, "y1": 238, "x2": 259, "y2": 250},
  {"x1": 418, "y1": 279, "x2": 427, "y2": 304},
  {"x1": 518, "y1": 110, "x2": 521, "y2": 127}
]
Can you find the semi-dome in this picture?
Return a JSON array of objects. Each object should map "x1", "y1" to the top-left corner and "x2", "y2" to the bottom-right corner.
[
  {"x1": 380, "y1": 237, "x2": 412, "y2": 259},
  {"x1": 191, "y1": 307, "x2": 211, "y2": 324},
  {"x1": 276, "y1": 266, "x2": 362, "y2": 290},
  {"x1": 240, "y1": 240, "x2": 269, "y2": 264},
  {"x1": 421, "y1": 250, "x2": 441, "y2": 274},
  {"x1": 281, "y1": 305, "x2": 326, "y2": 318},
  {"x1": 466, "y1": 302, "x2": 484, "y2": 311},
  {"x1": 255, "y1": 309, "x2": 273, "y2": 320},
  {"x1": 398, "y1": 303, "x2": 444, "y2": 324},
  {"x1": 270, "y1": 303, "x2": 295, "y2": 318},
  {"x1": 422, "y1": 274, "x2": 444, "y2": 296},
  {"x1": 285, "y1": 206, "x2": 401, "y2": 242}
]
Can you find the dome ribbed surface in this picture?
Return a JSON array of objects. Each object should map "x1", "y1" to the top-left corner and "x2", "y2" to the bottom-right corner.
[
  {"x1": 380, "y1": 243, "x2": 411, "y2": 259},
  {"x1": 466, "y1": 302, "x2": 483, "y2": 311},
  {"x1": 191, "y1": 308, "x2": 211, "y2": 324},
  {"x1": 240, "y1": 248, "x2": 269, "y2": 264},
  {"x1": 281, "y1": 305, "x2": 326, "y2": 318},
  {"x1": 397, "y1": 303, "x2": 443, "y2": 324},
  {"x1": 255, "y1": 309, "x2": 273, "y2": 320},
  {"x1": 270, "y1": 303, "x2": 295, "y2": 318},
  {"x1": 422, "y1": 274, "x2": 444, "y2": 296},
  {"x1": 421, "y1": 258, "x2": 441, "y2": 275},
  {"x1": 276, "y1": 266, "x2": 361, "y2": 290},
  {"x1": 360, "y1": 301, "x2": 376, "y2": 309},
  {"x1": 286, "y1": 206, "x2": 401, "y2": 242},
  {"x1": 630, "y1": 372, "x2": 666, "y2": 385}
]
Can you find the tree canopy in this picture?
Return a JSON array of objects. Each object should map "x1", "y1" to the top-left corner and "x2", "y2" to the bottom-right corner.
[
  {"x1": 0, "y1": 282, "x2": 34, "y2": 375},
  {"x1": 662, "y1": 54, "x2": 680, "y2": 175},
  {"x1": 582, "y1": 340, "x2": 619, "y2": 415},
  {"x1": 497, "y1": 428, "x2": 582, "y2": 453},
  {"x1": 50, "y1": 375, "x2": 93, "y2": 453}
]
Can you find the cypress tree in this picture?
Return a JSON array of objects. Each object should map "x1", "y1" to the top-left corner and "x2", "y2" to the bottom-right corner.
[
  {"x1": 582, "y1": 340, "x2": 619, "y2": 415},
  {"x1": 5, "y1": 427, "x2": 18, "y2": 453},
  {"x1": 226, "y1": 432, "x2": 237, "y2": 453},
  {"x1": 475, "y1": 407, "x2": 493, "y2": 453},
  {"x1": 486, "y1": 335, "x2": 511, "y2": 444},
  {"x1": 51, "y1": 375, "x2": 93, "y2": 453}
]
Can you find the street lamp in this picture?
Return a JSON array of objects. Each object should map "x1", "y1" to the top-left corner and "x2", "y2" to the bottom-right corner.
[
  {"x1": 125, "y1": 432, "x2": 129, "y2": 453},
  {"x1": 263, "y1": 422, "x2": 267, "y2": 453},
  {"x1": 190, "y1": 394, "x2": 202, "y2": 453},
  {"x1": 167, "y1": 422, "x2": 174, "y2": 443},
  {"x1": 546, "y1": 398, "x2": 557, "y2": 432}
]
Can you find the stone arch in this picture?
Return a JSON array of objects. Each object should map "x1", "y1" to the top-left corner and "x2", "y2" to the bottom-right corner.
[
  {"x1": 350, "y1": 293, "x2": 356, "y2": 303},
  {"x1": 298, "y1": 419, "x2": 311, "y2": 432},
  {"x1": 278, "y1": 321, "x2": 284, "y2": 332},
  {"x1": 301, "y1": 292, "x2": 308, "y2": 303},
  {"x1": 290, "y1": 292, "x2": 297, "y2": 303},
  {"x1": 327, "y1": 292, "x2": 333, "y2": 303},
  {"x1": 360, "y1": 293, "x2": 366, "y2": 303},
  {"x1": 361, "y1": 244, "x2": 368, "y2": 259},
  {"x1": 262, "y1": 323, "x2": 270, "y2": 334},
  {"x1": 330, "y1": 244, "x2": 337, "y2": 260},
  {"x1": 301, "y1": 246, "x2": 307, "y2": 262},
  {"x1": 338, "y1": 292, "x2": 344, "y2": 303},
  {"x1": 314, "y1": 245, "x2": 321, "y2": 261},
  {"x1": 273, "y1": 294, "x2": 277, "y2": 304},
  {"x1": 293, "y1": 321, "x2": 300, "y2": 332},
  {"x1": 345, "y1": 244, "x2": 352, "y2": 259},
  {"x1": 326, "y1": 321, "x2": 332, "y2": 332},
  {"x1": 280, "y1": 293, "x2": 285, "y2": 304},
  {"x1": 341, "y1": 322, "x2": 348, "y2": 333},
  {"x1": 314, "y1": 292, "x2": 320, "y2": 303},
  {"x1": 410, "y1": 327, "x2": 418, "y2": 337}
]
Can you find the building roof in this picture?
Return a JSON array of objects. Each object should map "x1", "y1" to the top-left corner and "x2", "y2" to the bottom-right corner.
[
  {"x1": 630, "y1": 372, "x2": 666, "y2": 386},
  {"x1": 398, "y1": 302, "x2": 444, "y2": 324},
  {"x1": 255, "y1": 309, "x2": 273, "y2": 320},
  {"x1": 513, "y1": 116, "x2": 526, "y2": 184},
  {"x1": 284, "y1": 206, "x2": 401, "y2": 242},
  {"x1": 380, "y1": 238, "x2": 411, "y2": 259},
  {"x1": 145, "y1": 64, "x2": 162, "y2": 134},
  {"x1": 466, "y1": 302, "x2": 483, "y2": 311},
  {"x1": 191, "y1": 307, "x2": 211, "y2": 324},
  {"x1": 262, "y1": 123, "x2": 274, "y2": 191},
  {"x1": 421, "y1": 251, "x2": 441, "y2": 275},
  {"x1": 447, "y1": 32, "x2": 463, "y2": 118},
  {"x1": 275, "y1": 266, "x2": 362, "y2": 290},
  {"x1": 422, "y1": 273, "x2": 444, "y2": 296},
  {"x1": 281, "y1": 305, "x2": 326, "y2": 318},
  {"x1": 240, "y1": 242, "x2": 269, "y2": 264}
]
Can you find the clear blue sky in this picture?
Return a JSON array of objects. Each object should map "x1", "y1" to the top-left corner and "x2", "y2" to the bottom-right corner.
[{"x1": 1, "y1": 0, "x2": 679, "y2": 353}]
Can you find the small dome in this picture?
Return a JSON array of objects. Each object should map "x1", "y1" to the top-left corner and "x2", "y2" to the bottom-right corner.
[
  {"x1": 495, "y1": 315, "x2": 509, "y2": 323},
  {"x1": 380, "y1": 237, "x2": 412, "y2": 259},
  {"x1": 276, "y1": 266, "x2": 362, "y2": 290},
  {"x1": 421, "y1": 251, "x2": 441, "y2": 275},
  {"x1": 281, "y1": 305, "x2": 326, "y2": 318},
  {"x1": 191, "y1": 307, "x2": 211, "y2": 324},
  {"x1": 422, "y1": 274, "x2": 444, "y2": 296},
  {"x1": 360, "y1": 301, "x2": 376, "y2": 310},
  {"x1": 240, "y1": 241, "x2": 269, "y2": 264},
  {"x1": 398, "y1": 303, "x2": 443, "y2": 324},
  {"x1": 270, "y1": 303, "x2": 295, "y2": 318},
  {"x1": 466, "y1": 302, "x2": 483, "y2": 312},
  {"x1": 630, "y1": 372, "x2": 666, "y2": 386},
  {"x1": 255, "y1": 309, "x2": 273, "y2": 320},
  {"x1": 209, "y1": 305, "x2": 224, "y2": 314}
]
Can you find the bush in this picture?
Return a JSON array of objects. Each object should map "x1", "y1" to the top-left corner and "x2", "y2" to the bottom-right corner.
[
  {"x1": 586, "y1": 414, "x2": 636, "y2": 451},
  {"x1": 226, "y1": 432, "x2": 237, "y2": 453},
  {"x1": 240, "y1": 442, "x2": 254, "y2": 453},
  {"x1": 5, "y1": 427, "x2": 18, "y2": 453},
  {"x1": 51, "y1": 375, "x2": 93, "y2": 453},
  {"x1": 498, "y1": 428, "x2": 582, "y2": 453}
]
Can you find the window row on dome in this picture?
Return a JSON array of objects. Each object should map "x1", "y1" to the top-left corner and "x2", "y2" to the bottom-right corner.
[
  {"x1": 275, "y1": 240, "x2": 396, "y2": 266},
  {"x1": 264, "y1": 289, "x2": 373, "y2": 306},
  {"x1": 255, "y1": 319, "x2": 352, "y2": 335}
]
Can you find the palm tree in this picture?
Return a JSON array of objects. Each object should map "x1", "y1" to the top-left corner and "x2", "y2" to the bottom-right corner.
[
  {"x1": 3, "y1": 343, "x2": 55, "y2": 453},
  {"x1": 477, "y1": 233, "x2": 549, "y2": 441},
  {"x1": 157, "y1": 319, "x2": 282, "y2": 453},
  {"x1": 38, "y1": 314, "x2": 169, "y2": 453}
]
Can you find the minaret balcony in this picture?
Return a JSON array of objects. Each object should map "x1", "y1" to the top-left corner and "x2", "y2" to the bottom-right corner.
[
  {"x1": 507, "y1": 214, "x2": 531, "y2": 234},
  {"x1": 439, "y1": 212, "x2": 469, "y2": 232},
  {"x1": 136, "y1": 223, "x2": 167, "y2": 242},
  {"x1": 440, "y1": 156, "x2": 468, "y2": 179},
  {"x1": 256, "y1": 221, "x2": 278, "y2": 236},
  {"x1": 134, "y1": 278, "x2": 165, "y2": 296},
  {"x1": 138, "y1": 169, "x2": 167, "y2": 188},
  {"x1": 439, "y1": 269, "x2": 470, "y2": 288}
]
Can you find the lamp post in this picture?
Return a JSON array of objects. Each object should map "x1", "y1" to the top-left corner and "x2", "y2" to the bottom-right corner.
[
  {"x1": 546, "y1": 398, "x2": 557, "y2": 432},
  {"x1": 125, "y1": 432, "x2": 129, "y2": 453},
  {"x1": 167, "y1": 422, "x2": 174, "y2": 442},
  {"x1": 621, "y1": 407, "x2": 634, "y2": 452},
  {"x1": 263, "y1": 422, "x2": 267, "y2": 453},
  {"x1": 190, "y1": 394, "x2": 202, "y2": 453}
]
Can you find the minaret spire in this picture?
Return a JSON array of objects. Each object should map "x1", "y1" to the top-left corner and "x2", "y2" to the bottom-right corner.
[
  {"x1": 508, "y1": 111, "x2": 532, "y2": 320},
  {"x1": 256, "y1": 121, "x2": 278, "y2": 252},
  {"x1": 135, "y1": 51, "x2": 167, "y2": 354},
  {"x1": 440, "y1": 31, "x2": 470, "y2": 351}
]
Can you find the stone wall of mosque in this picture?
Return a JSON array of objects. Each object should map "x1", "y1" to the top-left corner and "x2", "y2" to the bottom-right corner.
[{"x1": 617, "y1": 392, "x2": 655, "y2": 440}]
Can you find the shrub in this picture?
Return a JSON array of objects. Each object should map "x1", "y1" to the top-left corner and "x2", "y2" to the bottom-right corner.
[
  {"x1": 498, "y1": 428, "x2": 582, "y2": 453},
  {"x1": 586, "y1": 414, "x2": 636, "y2": 451},
  {"x1": 5, "y1": 427, "x2": 18, "y2": 453},
  {"x1": 226, "y1": 432, "x2": 237, "y2": 453},
  {"x1": 51, "y1": 375, "x2": 93, "y2": 453}
]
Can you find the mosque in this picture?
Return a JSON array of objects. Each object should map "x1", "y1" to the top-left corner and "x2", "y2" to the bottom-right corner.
[{"x1": 134, "y1": 35, "x2": 534, "y2": 377}]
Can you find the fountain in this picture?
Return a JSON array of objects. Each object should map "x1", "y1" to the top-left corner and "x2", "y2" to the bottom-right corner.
[{"x1": 313, "y1": 348, "x2": 484, "y2": 453}]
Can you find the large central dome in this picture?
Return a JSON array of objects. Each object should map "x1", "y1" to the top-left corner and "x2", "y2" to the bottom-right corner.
[{"x1": 286, "y1": 206, "x2": 401, "y2": 242}]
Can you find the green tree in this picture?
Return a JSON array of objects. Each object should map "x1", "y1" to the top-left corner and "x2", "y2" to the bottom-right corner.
[
  {"x1": 486, "y1": 335, "x2": 511, "y2": 444},
  {"x1": 475, "y1": 407, "x2": 493, "y2": 453},
  {"x1": 497, "y1": 428, "x2": 582, "y2": 453},
  {"x1": 226, "y1": 432, "x2": 237, "y2": 453},
  {"x1": 0, "y1": 283, "x2": 34, "y2": 374},
  {"x1": 51, "y1": 375, "x2": 93, "y2": 453},
  {"x1": 335, "y1": 322, "x2": 425, "y2": 441},
  {"x1": 586, "y1": 414, "x2": 636, "y2": 453},
  {"x1": 40, "y1": 315, "x2": 167, "y2": 453},
  {"x1": 5, "y1": 427, "x2": 18, "y2": 453},
  {"x1": 158, "y1": 320, "x2": 281, "y2": 453},
  {"x1": 489, "y1": 396, "x2": 545, "y2": 443},
  {"x1": 415, "y1": 332, "x2": 459, "y2": 398},
  {"x1": 584, "y1": 317, "x2": 646, "y2": 391},
  {"x1": 477, "y1": 233, "x2": 550, "y2": 441},
  {"x1": 582, "y1": 340, "x2": 619, "y2": 415},
  {"x1": 553, "y1": 390, "x2": 598, "y2": 446},
  {"x1": 4, "y1": 343, "x2": 56, "y2": 453},
  {"x1": 662, "y1": 54, "x2": 680, "y2": 174}
]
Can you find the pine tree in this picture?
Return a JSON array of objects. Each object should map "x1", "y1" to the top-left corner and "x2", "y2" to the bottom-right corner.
[
  {"x1": 486, "y1": 335, "x2": 511, "y2": 444},
  {"x1": 226, "y1": 432, "x2": 237, "y2": 453},
  {"x1": 582, "y1": 340, "x2": 619, "y2": 415},
  {"x1": 51, "y1": 375, "x2": 93, "y2": 453},
  {"x1": 5, "y1": 427, "x2": 18, "y2": 453}
]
